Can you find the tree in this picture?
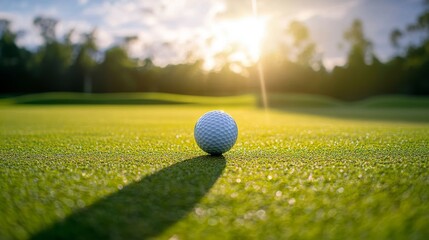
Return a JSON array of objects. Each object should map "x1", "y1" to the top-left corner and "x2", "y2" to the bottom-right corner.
[
  {"x1": 286, "y1": 21, "x2": 319, "y2": 67},
  {"x1": 33, "y1": 16, "x2": 58, "y2": 43},
  {"x1": 32, "y1": 16, "x2": 73, "y2": 91},
  {"x1": 388, "y1": 0, "x2": 429, "y2": 94},
  {"x1": 93, "y1": 46, "x2": 137, "y2": 92},
  {"x1": 0, "y1": 19, "x2": 32, "y2": 93},
  {"x1": 69, "y1": 30, "x2": 98, "y2": 92},
  {"x1": 328, "y1": 19, "x2": 386, "y2": 100},
  {"x1": 390, "y1": 29, "x2": 403, "y2": 49},
  {"x1": 122, "y1": 35, "x2": 138, "y2": 51},
  {"x1": 343, "y1": 19, "x2": 373, "y2": 66}
]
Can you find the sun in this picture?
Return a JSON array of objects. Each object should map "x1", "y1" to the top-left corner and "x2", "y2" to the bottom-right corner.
[
  {"x1": 205, "y1": 16, "x2": 267, "y2": 71},
  {"x1": 222, "y1": 17, "x2": 266, "y2": 62}
]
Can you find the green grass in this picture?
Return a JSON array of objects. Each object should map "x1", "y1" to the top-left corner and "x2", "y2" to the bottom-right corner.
[
  {"x1": 0, "y1": 92, "x2": 255, "y2": 106},
  {"x1": 264, "y1": 93, "x2": 429, "y2": 108},
  {"x1": 0, "y1": 94, "x2": 429, "y2": 239}
]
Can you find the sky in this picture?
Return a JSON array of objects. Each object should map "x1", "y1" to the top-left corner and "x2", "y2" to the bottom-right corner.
[{"x1": 0, "y1": 0, "x2": 424, "y2": 70}]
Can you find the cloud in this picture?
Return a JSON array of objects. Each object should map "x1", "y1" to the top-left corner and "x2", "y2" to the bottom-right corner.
[
  {"x1": 0, "y1": 0, "x2": 424, "y2": 69},
  {"x1": 83, "y1": 1, "x2": 147, "y2": 27},
  {"x1": 0, "y1": 11, "x2": 43, "y2": 47},
  {"x1": 293, "y1": 1, "x2": 359, "y2": 21},
  {"x1": 77, "y1": 0, "x2": 425, "y2": 67},
  {"x1": 218, "y1": 0, "x2": 359, "y2": 20},
  {"x1": 324, "y1": 57, "x2": 346, "y2": 70},
  {"x1": 93, "y1": 28, "x2": 114, "y2": 49},
  {"x1": 57, "y1": 20, "x2": 93, "y2": 42},
  {"x1": 78, "y1": 0, "x2": 88, "y2": 6},
  {"x1": 79, "y1": 0, "x2": 221, "y2": 65}
]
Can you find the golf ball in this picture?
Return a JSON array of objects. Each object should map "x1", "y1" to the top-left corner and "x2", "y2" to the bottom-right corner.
[{"x1": 194, "y1": 110, "x2": 238, "y2": 155}]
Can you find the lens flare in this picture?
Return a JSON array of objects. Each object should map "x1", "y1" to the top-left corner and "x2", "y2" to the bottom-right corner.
[{"x1": 252, "y1": 0, "x2": 269, "y2": 120}]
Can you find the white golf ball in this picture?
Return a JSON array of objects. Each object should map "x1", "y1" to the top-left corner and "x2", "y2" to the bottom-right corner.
[{"x1": 194, "y1": 110, "x2": 238, "y2": 155}]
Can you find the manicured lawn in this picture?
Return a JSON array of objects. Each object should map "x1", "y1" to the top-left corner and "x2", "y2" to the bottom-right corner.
[{"x1": 1, "y1": 96, "x2": 428, "y2": 239}]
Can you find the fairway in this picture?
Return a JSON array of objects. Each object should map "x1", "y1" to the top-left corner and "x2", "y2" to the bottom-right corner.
[{"x1": 1, "y1": 101, "x2": 429, "y2": 239}]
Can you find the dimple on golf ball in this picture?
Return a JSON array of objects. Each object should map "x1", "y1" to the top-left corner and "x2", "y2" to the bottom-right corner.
[{"x1": 194, "y1": 110, "x2": 238, "y2": 155}]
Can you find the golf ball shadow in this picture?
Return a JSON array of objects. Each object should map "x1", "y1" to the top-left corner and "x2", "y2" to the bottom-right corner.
[{"x1": 194, "y1": 110, "x2": 238, "y2": 155}]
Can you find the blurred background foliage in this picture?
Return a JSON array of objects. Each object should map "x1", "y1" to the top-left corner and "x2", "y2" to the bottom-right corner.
[{"x1": 1, "y1": 1, "x2": 428, "y2": 101}]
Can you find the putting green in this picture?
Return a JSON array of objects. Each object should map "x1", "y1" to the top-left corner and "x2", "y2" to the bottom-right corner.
[{"x1": 1, "y1": 103, "x2": 428, "y2": 239}]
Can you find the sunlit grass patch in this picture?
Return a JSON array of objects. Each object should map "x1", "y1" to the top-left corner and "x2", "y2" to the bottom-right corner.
[{"x1": 0, "y1": 100, "x2": 428, "y2": 239}]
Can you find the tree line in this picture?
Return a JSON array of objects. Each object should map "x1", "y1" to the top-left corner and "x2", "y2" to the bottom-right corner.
[{"x1": 0, "y1": 2, "x2": 428, "y2": 100}]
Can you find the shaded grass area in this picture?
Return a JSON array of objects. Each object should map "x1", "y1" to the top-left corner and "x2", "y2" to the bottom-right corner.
[
  {"x1": 263, "y1": 94, "x2": 429, "y2": 108},
  {"x1": 32, "y1": 155, "x2": 225, "y2": 240},
  {"x1": 0, "y1": 102, "x2": 428, "y2": 239},
  {"x1": 264, "y1": 94, "x2": 429, "y2": 123},
  {"x1": 1, "y1": 92, "x2": 429, "y2": 108},
  {"x1": 275, "y1": 107, "x2": 429, "y2": 123},
  {"x1": 0, "y1": 92, "x2": 255, "y2": 106}
]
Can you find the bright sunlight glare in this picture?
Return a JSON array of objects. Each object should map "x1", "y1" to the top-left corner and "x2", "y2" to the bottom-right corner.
[{"x1": 205, "y1": 16, "x2": 267, "y2": 70}]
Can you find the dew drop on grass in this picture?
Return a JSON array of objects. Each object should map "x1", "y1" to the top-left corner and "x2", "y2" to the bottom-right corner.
[
  {"x1": 256, "y1": 210, "x2": 266, "y2": 220},
  {"x1": 195, "y1": 207, "x2": 204, "y2": 216}
]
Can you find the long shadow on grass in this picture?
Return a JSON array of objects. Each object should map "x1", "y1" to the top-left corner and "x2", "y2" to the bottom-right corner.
[{"x1": 32, "y1": 155, "x2": 226, "y2": 240}]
